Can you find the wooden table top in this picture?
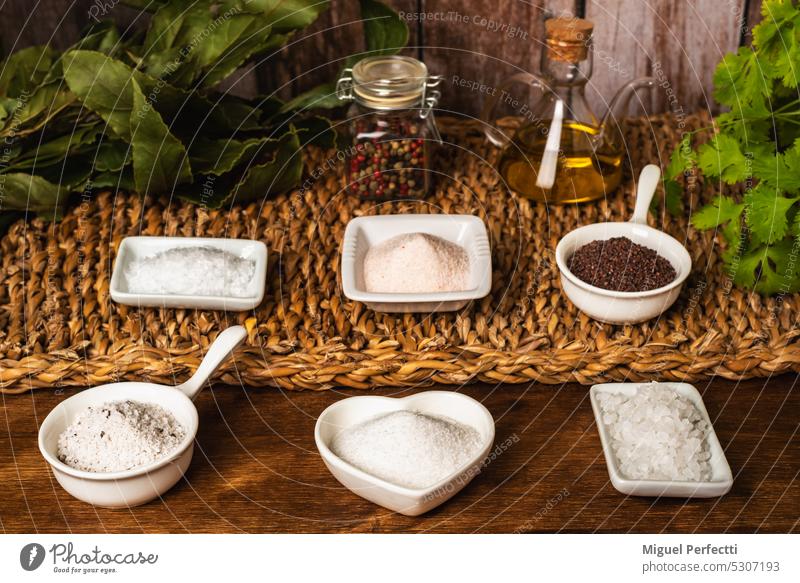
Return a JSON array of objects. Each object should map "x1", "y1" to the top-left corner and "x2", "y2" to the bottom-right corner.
[{"x1": 2, "y1": 375, "x2": 797, "y2": 533}]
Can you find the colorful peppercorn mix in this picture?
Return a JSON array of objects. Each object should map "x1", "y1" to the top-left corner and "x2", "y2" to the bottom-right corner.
[
  {"x1": 337, "y1": 55, "x2": 441, "y2": 201},
  {"x1": 348, "y1": 118, "x2": 429, "y2": 200}
]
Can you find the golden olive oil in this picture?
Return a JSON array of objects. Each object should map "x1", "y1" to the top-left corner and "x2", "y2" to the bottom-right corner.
[{"x1": 498, "y1": 120, "x2": 623, "y2": 203}]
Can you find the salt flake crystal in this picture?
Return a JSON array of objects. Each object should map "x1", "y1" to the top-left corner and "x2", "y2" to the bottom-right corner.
[
  {"x1": 597, "y1": 384, "x2": 713, "y2": 481},
  {"x1": 330, "y1": 410, "x2": 483, "y2": 489},
  {"x1": 125, "y1": 246, "x2": 256, "y2": 297}
]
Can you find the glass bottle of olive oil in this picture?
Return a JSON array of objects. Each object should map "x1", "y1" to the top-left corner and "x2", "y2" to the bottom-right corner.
[
  {"x1": 498, "y1": 119, "x2": 623, "y2": 203},
  {"x1": 482, "y1": 17, "x2": 653, "y2": 204}
]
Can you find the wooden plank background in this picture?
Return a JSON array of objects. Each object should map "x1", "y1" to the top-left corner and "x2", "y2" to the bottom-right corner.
[{"x1": 0, "y1": 0, "x2": 763, "y2": 116}]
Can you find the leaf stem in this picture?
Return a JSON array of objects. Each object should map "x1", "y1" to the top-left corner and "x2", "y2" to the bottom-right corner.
[{"x1": 772, "y1": 99, "x2": 800, "y2": 114}]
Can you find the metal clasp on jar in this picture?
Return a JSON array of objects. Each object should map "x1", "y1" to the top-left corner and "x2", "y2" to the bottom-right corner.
[
  {"x1": 420, "y1": 75, "x2": 442, "y2": 118},
  {"x1": 421, "y1": 76, "x2": 443, "y2": 143},
  {"x1": 336, "y1": 68, "x2": 355, "y2": 101}
]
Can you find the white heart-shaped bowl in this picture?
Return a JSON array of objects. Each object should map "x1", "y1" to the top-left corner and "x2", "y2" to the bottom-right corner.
[{"x1": 315, "y1": 391, "x2": 495, "y2": 516}]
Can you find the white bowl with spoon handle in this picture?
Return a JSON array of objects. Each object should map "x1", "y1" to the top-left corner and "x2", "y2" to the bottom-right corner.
[
  {"x1": 555, "y1": 165, "x2": 692, "y2": 324},
  {"x1": 38, "y1": 325, "x2": 247, "y2": 508}
]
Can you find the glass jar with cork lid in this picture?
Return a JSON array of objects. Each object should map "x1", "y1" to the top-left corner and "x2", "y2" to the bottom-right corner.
[
  {"x1": 337, "y1": 56, "x2": 442, "y2": 201},
  {"x1": 482, "y1": 17, "x2": 654, "y2": 204}
]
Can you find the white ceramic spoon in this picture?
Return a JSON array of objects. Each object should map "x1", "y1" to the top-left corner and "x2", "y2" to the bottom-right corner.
[{"x1": 38, "y1": 325, "x2": 247, "y2": 508}]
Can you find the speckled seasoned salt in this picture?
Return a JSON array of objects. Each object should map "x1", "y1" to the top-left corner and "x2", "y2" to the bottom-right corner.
[
  {"x1": 58, "y1": 400, "x2": 185, "y2": 473},
  {"x1": 125, "y1": 246, "x2": 255, "y2": 297},
  {"x1": 596, "y1": 384, "x2": 712, "y2": 481},
  {"x1": 330, "y1": 410, "x2": 483, "y2": 489}
]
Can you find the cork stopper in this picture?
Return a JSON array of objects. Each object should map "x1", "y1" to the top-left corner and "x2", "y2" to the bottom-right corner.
[{"x1": 545, "y1": 17, "x2": 593, "y2": 62}]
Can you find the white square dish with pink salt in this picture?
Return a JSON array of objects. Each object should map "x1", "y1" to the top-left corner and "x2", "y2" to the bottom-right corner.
[{"x1": 341, "y1": 214, "x2": 492, "y2": 313}]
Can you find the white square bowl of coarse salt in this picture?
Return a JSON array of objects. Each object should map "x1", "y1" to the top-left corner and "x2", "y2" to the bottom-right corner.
[
  {"x1": 590, "y1": 382, "x2": 733, "y2": 498},
  {"x1": 111, "y1": 236, "x2": 267, "y2": 311},
  {"x1": 341, "y1": 214, "x2": 492, "y2": 312}
]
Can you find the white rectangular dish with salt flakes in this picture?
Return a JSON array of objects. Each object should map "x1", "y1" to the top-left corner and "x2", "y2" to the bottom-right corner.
[
  {"x1": 590, "y1": 382, "x2": 733, "y2": 498},
  {"x1": 110, "y1": 236, "x2": 267, "y2": 311},
  {"x1": 341, "y1": 214, "x2": 492, "y2": 313}
]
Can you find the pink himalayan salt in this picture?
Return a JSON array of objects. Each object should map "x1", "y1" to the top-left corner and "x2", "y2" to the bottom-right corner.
[{"x1": 363, "y1": 233, "x2": 470, "y2": 293}]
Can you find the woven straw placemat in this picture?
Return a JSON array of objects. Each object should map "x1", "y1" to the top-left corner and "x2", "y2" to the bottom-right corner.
[{"x1": 1, "y1": 113, "x2": 798, "y2": 393}]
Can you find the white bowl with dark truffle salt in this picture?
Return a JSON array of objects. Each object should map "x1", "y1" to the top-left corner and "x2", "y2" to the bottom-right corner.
[
  {"x1": 555, "y1": 165, "x2": 692, "y2": 324},
  {"x1": 38, "y1": 325, "x2": 246, "y2": 508},
  {"x1": 590, "y1": 382, "x2": 733, "y2": 498},
  {"x1": 315, "y1": 391, "x2": 495, "y2": 515},
  {"x1": 110, "y1": 236, "x2": 268, "y2": 311},
  {"x1": 341, "y1": 214, "x2": 492, "y2": 312}
]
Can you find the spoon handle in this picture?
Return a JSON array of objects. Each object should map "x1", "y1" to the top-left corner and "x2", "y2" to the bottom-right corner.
[
  {"x1": 535, "y1": 98, "x2": 564, "y2": 190},
  {"x1": 176, "y1": 325, "x2": 247, "y2": 400},
  {"x1": 630, "y1": 164, "x2": 661, "y2": 225}
]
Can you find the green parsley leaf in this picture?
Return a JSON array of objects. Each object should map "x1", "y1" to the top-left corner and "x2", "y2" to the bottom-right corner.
[
  {"x1": 734, "y1": 240, "x2": 800, "y2": 295},
  {"x1": 683, "y1": 1, "x2": 800, "y2": 295},
  {"x1": 778, "y1": 138, "x2": 800, "y2": 194},
  {"x1": 697, "y1": 134, "x2": 750, "y2": 183},
  {"x1": 692, "y1": 195, "x2": 745, "y2": 229},
  {"x1": 744, "y1": 183, "x2": 799, "y2": 245},
  {"x1": 791, "y1": 210, "x2": 800, "y2": 237},
  {"x1": 773, "y1": 33, "x2": 800, "y2": 88},
  {"x1": 731, "y1": 245, "x2": 764, "y2": 288},
  {"x1": 716, "y1": 111, "x2": 771, "y2": 145},
  {"x1": 753, "y1": 0, "x2": 800, "y2": 58},
  {"x1": 665, "y1": 135, "x2": 696, "y2": 180},
  {"x1": 663, "y1": 179, "x2": 683, "y2": 216},
  {"x1": 712, "y1": 48, "x2": 771, "y2": 117}
]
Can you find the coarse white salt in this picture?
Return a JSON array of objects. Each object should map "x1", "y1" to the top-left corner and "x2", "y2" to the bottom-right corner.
[
  {"x1": 330, "y1": 410, "x2": 483, "y2": 489},
  {"x1": 125, "y1": 246, "x2": 255, "y2": 297},
  {"x1": 596, "y1": 384, "x2": 712, "y2": 481},
  {"x1": 363, "y1": 232, "x2": 470, "y2": 293},
  {"x1": 57, "y1": 400, "x2": 186, "y2": 473}
]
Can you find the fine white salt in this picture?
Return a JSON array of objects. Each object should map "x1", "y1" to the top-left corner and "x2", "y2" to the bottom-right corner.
[
  {"x1": 363, "y1": 232, "x2": 470, "y2": 293},
  {"x1": 57, "y1": 400, "x2": 186, "y2": 473},
  {"x1": 330, "y1": 410, "x2": 483, "y2": 489},
  {"x1": 596, "y1": 384, "x2": 712, "y2": 481},
  {"x1": 125, "y1": 246, "x2": 255, "y2": 297}
]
